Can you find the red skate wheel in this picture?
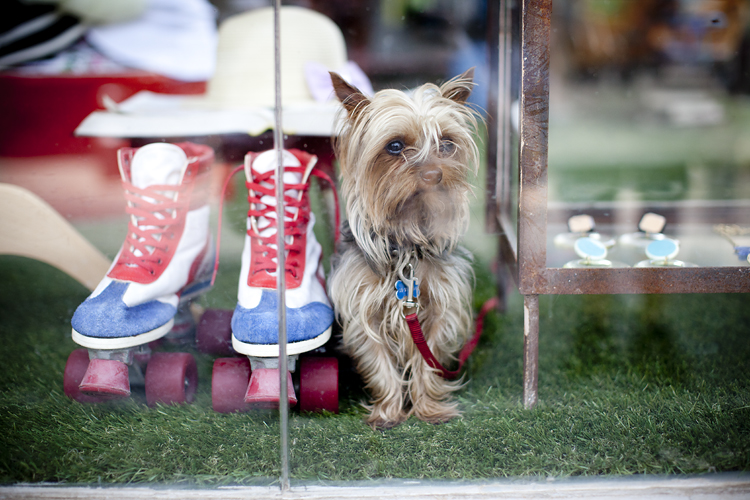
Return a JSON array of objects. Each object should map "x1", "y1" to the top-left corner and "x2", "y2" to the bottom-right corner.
[
  {"x1": 196, "y1": 309, "x2": 234, "y2": 356},
  {"x1": 212, "y1": 357, "x2": 252, "y2": 413},
  {"x1": 145, "y1": 352, "x2": 197, "y2": 407},
  {"x1": 299, "y1": 357, "x2": 339, "y2": 414},
  {"x1": 63, "y1": 349, "x2": 101, "y2": 403}
]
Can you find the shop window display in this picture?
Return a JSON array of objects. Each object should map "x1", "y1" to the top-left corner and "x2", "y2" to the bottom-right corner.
[
  {"x1": 0, "y1": 0, "x2": 749, "y2": 495},
  {"x1": 489, "y1": 0, "x2": 750, "y2": 407}
]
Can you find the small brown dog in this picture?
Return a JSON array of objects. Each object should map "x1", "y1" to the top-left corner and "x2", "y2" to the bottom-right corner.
[{"x1": 328, "y1": 70, "x2": 481, "y2": 429}]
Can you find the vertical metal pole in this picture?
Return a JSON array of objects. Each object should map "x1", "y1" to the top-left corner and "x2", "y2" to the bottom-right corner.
[
  {"x1": 523, "y1": 294, "x2": 539, "y2": 409},
  {"x1": 485, "y1": 0, "x2": 500, "y2": 235},
  {"x1": 494, "y1": 0, "x2": 515, "y2": 311},
  {"x1": 500, "y1": 0, "x2": 513, "y2": 218},
  {"x1": 517, "y1": 0, "x2": 550, "y2": 409},
  {"x1": 517, "y1": 0, "x2": 551, "y2": 293},
  {"x1": 273, "y1": 0, "x2": 290, "y2": 492}
]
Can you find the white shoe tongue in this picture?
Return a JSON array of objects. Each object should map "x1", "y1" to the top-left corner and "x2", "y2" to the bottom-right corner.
[
  {"x1": 127, "y1": 143, "x2": 188, "y2": 259},
  {"x1": 251, "y1": 149, "x2": 302, "y2": 183},
  {"x1": 131, "y1": 143, "x2": 188, "y2": 188},
  {"x1": 251, "y1": 149, "x2": 304, "y2": 214}
]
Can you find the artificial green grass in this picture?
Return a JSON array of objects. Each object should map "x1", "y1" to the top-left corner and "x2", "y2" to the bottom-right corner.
[{"x1": 0, "y1": 254, "x2": 748, "y2": 485}]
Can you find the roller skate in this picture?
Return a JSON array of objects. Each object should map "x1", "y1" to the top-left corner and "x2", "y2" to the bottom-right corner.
[
  {"x1": 64, "y1": 142, "x2": 215, "y2": 407},
  {"x1": 199, "y1": 149, "x2": 339, "y2": 414}
]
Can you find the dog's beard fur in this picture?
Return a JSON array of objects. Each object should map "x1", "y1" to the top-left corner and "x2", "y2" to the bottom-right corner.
[{"x1": 328, "y1": 70, "x2": 481, "y2": 429}]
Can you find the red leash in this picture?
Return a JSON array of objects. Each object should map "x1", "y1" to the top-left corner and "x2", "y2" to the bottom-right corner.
[{"x1": 405, "y1": 296, "x2": 499, "y2": 379}]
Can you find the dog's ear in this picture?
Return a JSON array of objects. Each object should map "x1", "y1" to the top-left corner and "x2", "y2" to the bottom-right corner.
[
  {"x1": 330, "y1": 72, "x2": 370, "y2": 118},
  {"x1": 441, "y1": 67, "x2": 475, "y2": 104}
]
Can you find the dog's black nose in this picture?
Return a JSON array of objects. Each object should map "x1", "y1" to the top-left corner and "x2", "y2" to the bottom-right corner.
[{"x1": 420, "y1": 167, "x2": 443, "y2": 185}]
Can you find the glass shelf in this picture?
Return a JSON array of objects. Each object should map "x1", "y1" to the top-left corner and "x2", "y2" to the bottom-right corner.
[{"x1": 547, "y1": 220, "x2": 749, "y2": 269}]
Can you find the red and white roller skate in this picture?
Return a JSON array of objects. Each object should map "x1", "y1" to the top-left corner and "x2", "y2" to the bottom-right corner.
[
  {"x1": 198, "y1": 149, "x2": 339, "y2": 414},
  {"x1": 65, "y1": 142, "x2": 214, "y2": 406}
]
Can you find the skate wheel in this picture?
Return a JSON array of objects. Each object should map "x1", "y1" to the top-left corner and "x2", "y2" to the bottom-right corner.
[
  {"x1": 212, "y1": 357, "x2": 251, "y2": 413},
  {"x1": 299, "y1": 357, "x2": 339, "y2": 414},
  {"x1": 63, "y1": 349, "x2": 100, "y2": 403},
  {"x1": 196, "y1": 309, "x2": 234, "y2": 355},
  {"x1": 145, "y1": 352, "x2": 197, "y2": 407}
]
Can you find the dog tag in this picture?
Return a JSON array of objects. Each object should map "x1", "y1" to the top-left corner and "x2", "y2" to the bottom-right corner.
[{"x1": 395, "y1": 278, "x2": 419, "y2": 301}]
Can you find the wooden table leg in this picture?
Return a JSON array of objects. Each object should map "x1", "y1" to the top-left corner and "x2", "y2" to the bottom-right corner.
[{"x1": 523, "y1": 294, "x2": 539, "y2": 409}]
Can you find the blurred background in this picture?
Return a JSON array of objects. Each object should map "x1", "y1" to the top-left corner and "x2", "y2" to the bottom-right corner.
[
  {"x1": 545, "y1": 0, "x2": 750, "y2": 268},
  {"x1": 1, "y1": 0, "x2": 749, "y2": 267}
]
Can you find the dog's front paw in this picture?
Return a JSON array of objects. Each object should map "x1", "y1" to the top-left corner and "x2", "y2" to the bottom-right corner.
[
  {"x1": 365, "y1": 401, "x2": 409, "y2": 430},
  {"x1": 412, "y1": 399, "x2": 460, "y2": 425},
  {"x1": 366, "y1": 413, "x2": 408, "y2": 430}
]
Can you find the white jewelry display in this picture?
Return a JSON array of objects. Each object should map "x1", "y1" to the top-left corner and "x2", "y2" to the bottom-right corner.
[
  {"x1": 554, "y1": 214, "x2": 615, "y2": 249},
  {"x1": 713, "y1": 224, "x2": 750, "y2": 262},
  {"x1": 634, "y1": 238, "x2": 698, "y2": 267},
  {"x1": 563, "y1": 236, "x2": 629, "y2": 268},
  {"x1": 619, "y1": 212, "x2": 668, "y2": 248}
]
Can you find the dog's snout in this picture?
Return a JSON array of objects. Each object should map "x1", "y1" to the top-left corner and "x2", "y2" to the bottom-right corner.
[{"x1": 420, "y1": 166, "x2": 443, "y2": 185}]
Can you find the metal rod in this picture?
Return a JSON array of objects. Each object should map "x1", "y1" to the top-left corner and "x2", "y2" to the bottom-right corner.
[
  {"x1": 532, "y1": 266, "x2": 750, "y2": 296},
  {"x1": 517, "y1": 0, "x2": 551, "y2": 296},
  {"x1": 484, "y1": 0, "x2": 500, "y2": 235},
  {"x1": 273, "y1": 0, "x2": 290, "y2": 492},
  {"x1": 501, "y1": 0, "x2": 513, "y2": 219},
  {"x1": 522, "y1": 294, "x2": 539, "y2": 409}
]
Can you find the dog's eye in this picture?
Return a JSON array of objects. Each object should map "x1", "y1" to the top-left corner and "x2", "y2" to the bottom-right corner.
[
  {"x1": 385, "y1": 140, "x2": 405, "y2": 156},
  {"x1": 439, "y1": 138, "x2": 455, "y2": 156}
]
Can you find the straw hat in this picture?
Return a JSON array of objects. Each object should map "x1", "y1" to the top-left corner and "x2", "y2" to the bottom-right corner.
[
  {"x1": 76, "y1": 6, "x2": 362, "y2": 138},
  {"x1": 204, "y1": 6, "x2": 347, "y2": 108}
]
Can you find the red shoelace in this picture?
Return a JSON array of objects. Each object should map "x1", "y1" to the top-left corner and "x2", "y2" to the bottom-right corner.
[
  {"x1": 110, "y1": 181, "x2": 188, "y2": 279},
  {"x1": 246, "y1": 165, "x2": 310, "y2": 280},
  {"x1": 212, "y1": 162, "x2": 339, "y2": 286}
]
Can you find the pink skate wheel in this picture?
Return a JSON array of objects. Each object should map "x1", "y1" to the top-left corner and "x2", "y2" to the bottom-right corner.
[
  {"x1": 244, "y1": 368, "x2": 297, "y2": 409},
  {"x1": 145, "y1": 352, "x2": 197, "y2": 407},
  {"x1": 212, "y1": 357, "x2": 251, "y2": 413},
  {"x1": 79, "y1": 358, "x2": 131, "y2": 400},
  {"x1": 299, "y1": 357, "x2": 339, "y2": 414},
  {"x1": 196, "y1": 309, "x2": 234, "y2": 355},
  {"x1": 63, "y1": 349, "x2": 102, "y2": 403}
]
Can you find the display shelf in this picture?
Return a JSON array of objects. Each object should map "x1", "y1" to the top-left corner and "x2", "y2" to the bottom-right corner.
[{"x1": 486, "y1": 0, "x2": 750, "y2": 408}]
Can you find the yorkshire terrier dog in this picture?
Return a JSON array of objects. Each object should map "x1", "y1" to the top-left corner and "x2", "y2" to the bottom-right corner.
[{"x1": 328, "y1": 69, "x2": 480, "y2": 429}]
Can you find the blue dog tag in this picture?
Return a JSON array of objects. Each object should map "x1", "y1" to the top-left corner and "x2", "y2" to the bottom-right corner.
[{"x1": 395, "y1": 279, "x2": 419, "y2": 300}]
